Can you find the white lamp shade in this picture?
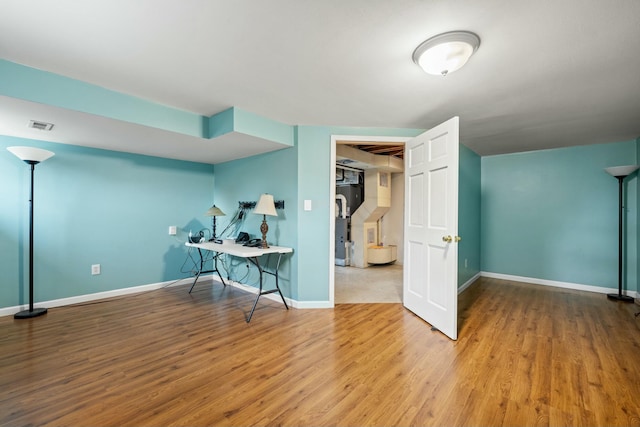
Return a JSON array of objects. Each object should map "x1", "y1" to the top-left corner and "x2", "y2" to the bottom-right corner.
[
  {"x1": 605, "y1": 165, "x2": 639, "y2": 178},
  {"x1": 413, "y1": 31, "x2": 480, "y2": 76},
  {"x1": 205, "y1": 205, "x2": 226, "y2": 216},
  {"x1": 7, "y1": 146, "x2": 55, "y2": 163},
  {"x1": 254, "y1": 194, "x2": 277, "y2": 216}
]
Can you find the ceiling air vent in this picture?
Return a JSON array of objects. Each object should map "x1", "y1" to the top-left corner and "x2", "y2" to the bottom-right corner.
[{"x1": 29, "y1": 120, "x2": 54, "y2": 131}]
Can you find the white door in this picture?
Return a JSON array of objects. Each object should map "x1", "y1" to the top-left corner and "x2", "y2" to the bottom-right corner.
[{"x1": 403, "y1": 117, "x2": 459, "y2": 340}]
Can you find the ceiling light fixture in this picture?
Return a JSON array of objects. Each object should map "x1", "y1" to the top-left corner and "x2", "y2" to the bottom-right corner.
[{"x1": 412, "y1": 31, "x2": 480, "y2": 76}]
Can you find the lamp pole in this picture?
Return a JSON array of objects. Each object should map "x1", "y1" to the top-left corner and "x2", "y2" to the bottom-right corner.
[
  {"x1": 14, "y1": 160, "x2": 49, "y2": 318},
  {"x1": 8, "y1": 146, "x2": 55, "y2": 319},
  {"x1": 604, "y1": 165, "x2": 638, "y2": 302}
]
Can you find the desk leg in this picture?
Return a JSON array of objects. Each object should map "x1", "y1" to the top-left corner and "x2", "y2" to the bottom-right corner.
[
  {"x1": 214, "y1": 255, "x2": 227, "y2": 287},
  {"x1": 273, "y1": 253, "x2": 289, "y2": 310},
  {"x1": 247, "y1": 257, "x2": 263, "y2": 322},
  {"x1": 246, "y1": 254, "x2": 289, "y2": 323},
  {"x1": 189, "y1": 248, "x2": 226, "y2": 294},
  {"x1": 188, "y1": 248, "x2": 206, "y2": 293}
]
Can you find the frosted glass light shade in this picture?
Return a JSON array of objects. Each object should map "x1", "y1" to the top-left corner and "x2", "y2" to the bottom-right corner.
[
  {"x1": 254, "y1": 194, "x2": 277, "y2": 216},
  {"x1": 205, "y1": 205, "x2": 225, "y2": 216},
  {"x1": 7, "y1": 146, "x2": 55, "y2": 163},
  {"x1": 605, "y1": 165, "x2": 639, "y2": 178},
  {"x1": 413, "y1": 31, "x2": 480, "y2": 76}
]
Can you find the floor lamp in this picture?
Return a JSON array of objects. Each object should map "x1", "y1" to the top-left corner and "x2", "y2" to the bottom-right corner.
[
  {"x1": 604, "y1": 165, "x2": 639, "y2": 303},
  {"x1": 8, "y1": 146, "x2": 55, "y2": 319}
]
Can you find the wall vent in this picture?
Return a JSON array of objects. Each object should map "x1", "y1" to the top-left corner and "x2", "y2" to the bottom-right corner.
[{"x1": 29, "y1": 120, "x2": 54, "y2": 131}]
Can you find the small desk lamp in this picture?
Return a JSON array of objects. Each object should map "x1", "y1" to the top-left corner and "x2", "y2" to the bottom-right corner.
[
  {"x1": 7, "y1": 146, "x2": 55, "y2": 319},
  {"x1": 254, "y1": 194, "x2": 277, "y2": 248},
  {"x1": 205, "y1": 205, "x2": 225, "y2": 241}
]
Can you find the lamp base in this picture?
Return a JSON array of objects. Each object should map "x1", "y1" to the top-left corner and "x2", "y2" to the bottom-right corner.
[
  {"x1": 606, "y1": 293, "x2": 634, "y2": 303},
  {"x1": 14, "y1": 307, "x2": 48, "y2": 319},
  {"x1": 260, "y1": 217, "x2": 269, "y2": 249}
]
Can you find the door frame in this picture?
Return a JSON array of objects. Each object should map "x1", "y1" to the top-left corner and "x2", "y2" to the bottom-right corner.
[{"x1": 329, "y1": 134, "x2": 412, "y2": 306}]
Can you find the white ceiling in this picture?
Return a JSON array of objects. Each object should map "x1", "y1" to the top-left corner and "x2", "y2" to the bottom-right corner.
[{"x1": 1, "y1": 0, "x2": 639, "y2": 161}]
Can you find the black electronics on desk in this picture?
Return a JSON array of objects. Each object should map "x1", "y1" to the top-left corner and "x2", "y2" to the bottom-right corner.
[
  {"x1": 243, "y1": 238, "x2": 262, "y2": 247},
  {"x1": 236, "y1": 232, "x2": 250, "y2": 243}
]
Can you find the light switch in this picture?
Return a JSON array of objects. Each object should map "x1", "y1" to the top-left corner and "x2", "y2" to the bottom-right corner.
[{"x1": 304, "y1": 200, "x2": 312, "y2": 211}]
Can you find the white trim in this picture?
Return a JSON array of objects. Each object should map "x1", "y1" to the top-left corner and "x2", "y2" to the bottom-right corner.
[
  {"x1": 223, "y1": 279, "x2": 294, "y2": 306},
  {"x1": 16, "y1": 270, "x2": 630, "y2": 319},
  {"x1": 294, "y1": 301, "x2": 333, "y2": 309},
  {"x1": 458, "y1": 272, "x2": 481, "y2": 294},
  {"x1": 480, "y1": 271, "x2": 639, "y2": 298},
  {"x1": 0, "y1": 274, "x2": 328, "y2": 318},
  {"x1": 329, "y1": 135, "x2": 336, "y2": 306},
  {"x1": 0, "y1": 277, "x2": 192, "y2": 318},
  {"x1": 191, "y1": 277, "x2": 333, "y2": 309}
]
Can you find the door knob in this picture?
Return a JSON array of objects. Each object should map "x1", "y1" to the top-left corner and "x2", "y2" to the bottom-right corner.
[
  {"x1": 442, "y1": 235, "x2": 452, "y2": 243},
  {"x1": 454, "y1": 236, "x2": 462, "y2": 242}
]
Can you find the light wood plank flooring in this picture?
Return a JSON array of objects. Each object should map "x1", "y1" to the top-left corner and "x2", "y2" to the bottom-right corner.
[{"x1": 1, "y1": 277, "x2": 639, "y2": 426}]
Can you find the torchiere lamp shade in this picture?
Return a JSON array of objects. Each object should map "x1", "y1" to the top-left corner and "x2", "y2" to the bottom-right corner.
[
  {"x1": 7, "y1": 146, "x2": 55, "y2": 164},
  {"x1": 605, "y1": 165, "x2": 639, "y2": 178}
]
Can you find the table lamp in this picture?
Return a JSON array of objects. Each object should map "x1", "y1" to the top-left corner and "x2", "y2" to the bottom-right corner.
[
  {"x1": 254, "y1": 194, "x2": 277, "y2": 248},
  {"x1": 205, "y1": 205, "x2": 225, "y2": 241}
]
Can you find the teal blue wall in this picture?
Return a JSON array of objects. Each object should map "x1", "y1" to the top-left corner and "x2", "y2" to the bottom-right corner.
[
  {"x1": 1, "y1": 60, "x2": 294, "y2": 150},
  {"x1": 211, "y1": 144, "x2": 298, "y2": 299},
  {"x1": 481, "y1": 140, "x2": 638, "y2": 291},
  {"x1": 1, "y1": 136, "x2": 214, "y2": 309},
  {"x1": 0, "y1": 59, "x2": 205, "y2": 137},
  {"x1": 458, "y1": 144, "x2": 481, "y2": 287},
  {"x1": 207, "y1": 107, "x2": 294, "y2": 147}
]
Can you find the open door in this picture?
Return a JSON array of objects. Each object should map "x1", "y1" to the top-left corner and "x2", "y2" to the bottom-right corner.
[{"x1": 403, "y1": 117, "x2": 459, "y2": 340}]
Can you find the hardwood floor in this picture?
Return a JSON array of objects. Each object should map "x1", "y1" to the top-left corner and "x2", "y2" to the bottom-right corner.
[{"x1": 1, "y1": 277, "x2": 639, "y2": 426}]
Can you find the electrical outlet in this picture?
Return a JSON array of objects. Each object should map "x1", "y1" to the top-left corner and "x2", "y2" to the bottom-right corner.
[
  {"x1": 91, "y1": 264, "x2": 101, "y2": 275},
  {"x1": 168, "y1": 225, "x2": 177, "y2": 235},
  {"x1": 464, "y1": 259, "x2": 468, "y2": 268}
]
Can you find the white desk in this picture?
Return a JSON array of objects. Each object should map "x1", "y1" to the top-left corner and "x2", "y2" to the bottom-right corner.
[{"x1": 185, "y1": 242, "x2": 293, "y2": 322}]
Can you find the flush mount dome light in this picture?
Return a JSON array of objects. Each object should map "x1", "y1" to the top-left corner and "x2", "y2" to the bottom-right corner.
[{"x1": 412, "y1": 31, "x2": 480, "y2": 76}]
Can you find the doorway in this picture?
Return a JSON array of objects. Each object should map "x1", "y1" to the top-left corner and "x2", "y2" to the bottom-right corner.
[{"x1": 329, "y1": 135, "x2": 410, "y2": 305}]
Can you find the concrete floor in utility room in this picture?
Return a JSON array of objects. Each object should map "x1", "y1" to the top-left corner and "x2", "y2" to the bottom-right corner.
[{"x1": 335, "y1": 263, "x2": 402, "y2": 303}]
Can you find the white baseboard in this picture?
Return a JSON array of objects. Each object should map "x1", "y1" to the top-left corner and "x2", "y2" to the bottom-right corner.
[
  {"x1": 480, "y1": 271, "x2": 639, "y2": 298},
  {"x1": 293, "y1": 301, "x2": 333, "y2": 309},
  {"x1": 458, "y1": 273, "x2": 481, "y2": 294},
  {"x1": 221, "y1": 278, "x2": 332, "y2": 309},
  {"x1": 0, "y1": 277, "x2": 193, "y2": 318},
  {"x1": 0, "y1": 274, "x2": 328, "y2": 318},
  {"x1": 223, "y1": 279, "x2": 292, "y2": 306},
  {"x1": 11, "y1": 270, "x2": 625, "y2": 319}
]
